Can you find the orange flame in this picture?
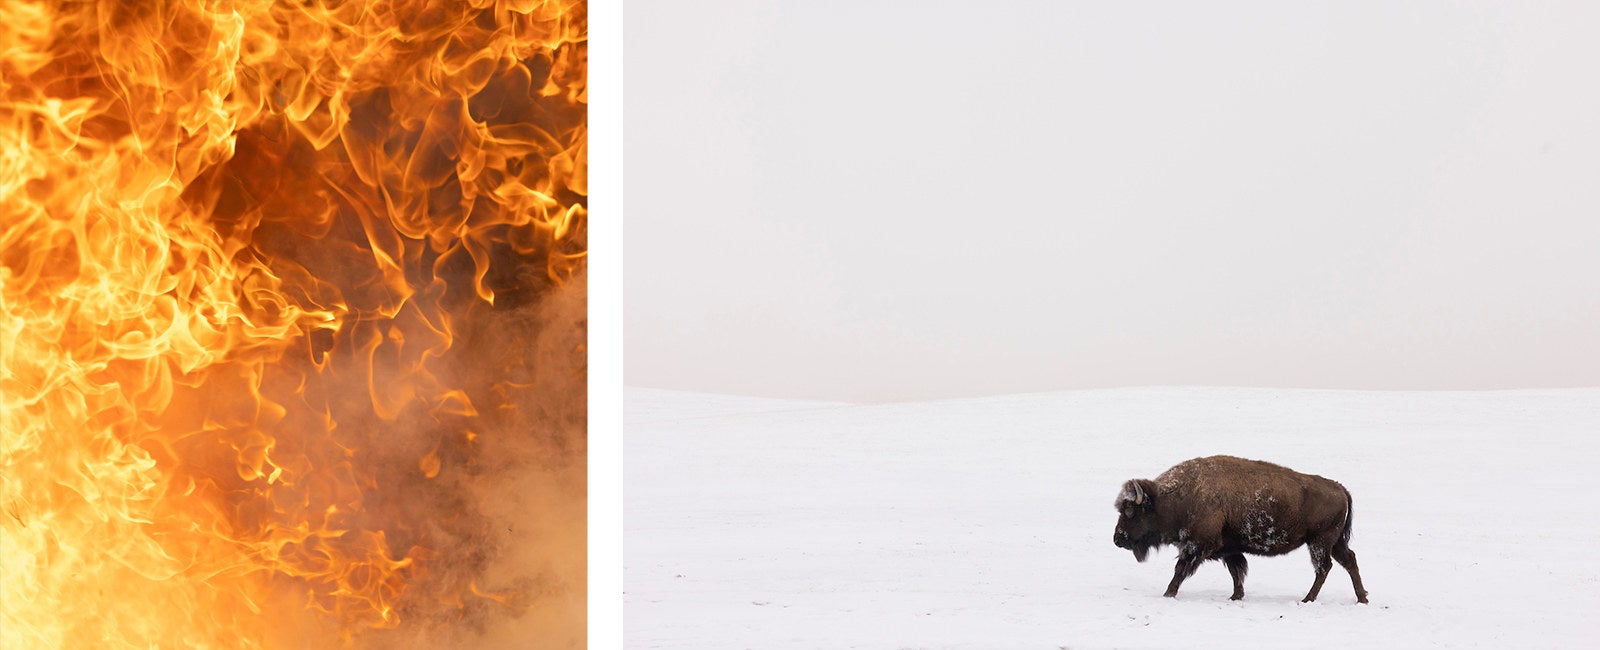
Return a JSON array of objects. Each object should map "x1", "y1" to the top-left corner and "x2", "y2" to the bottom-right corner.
[{"x1": 1, "y1": 0, "x2": 586, "y2": 647}]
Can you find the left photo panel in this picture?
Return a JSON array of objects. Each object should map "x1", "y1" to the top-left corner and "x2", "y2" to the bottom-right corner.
[{"x1": 0, "y1": 1, "x2": 587, "y2": 648}]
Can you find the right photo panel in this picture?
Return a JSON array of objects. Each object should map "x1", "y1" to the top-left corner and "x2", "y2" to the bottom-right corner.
[{"x1": 624, "y1": 2, "x2": 1600, "y2": 648}]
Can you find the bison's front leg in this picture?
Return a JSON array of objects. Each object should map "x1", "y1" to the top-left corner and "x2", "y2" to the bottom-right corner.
[{"x1": 1163, "y1": 548, "x2": 1206, "y2": 598}]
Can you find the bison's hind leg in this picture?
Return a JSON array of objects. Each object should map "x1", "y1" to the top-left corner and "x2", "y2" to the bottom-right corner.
[
  {"x1": 1301, "y1": 543, "x2": 1333, "y2": 602},
  {"x1": 1331, "y1": 544, "x2": 1369, "y2": 604},
  {"x1": 1223, "y1": 554, "x2": 1248, "y2": 600}
]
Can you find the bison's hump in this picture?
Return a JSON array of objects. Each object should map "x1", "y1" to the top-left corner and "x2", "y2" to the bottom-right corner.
[{"x1": 1155, "y1": 455, "x2": 1324, "y2": 494}]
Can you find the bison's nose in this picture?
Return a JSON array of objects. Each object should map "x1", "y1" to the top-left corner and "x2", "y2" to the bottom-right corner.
[{"x1": 1113, "y1": 530, "x2": 1129, "y2": 548}]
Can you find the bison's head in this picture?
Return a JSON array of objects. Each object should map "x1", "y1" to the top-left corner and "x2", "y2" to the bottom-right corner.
[{"x1": 1112, "y1": 478, "x2": 1161, "y2": 562}]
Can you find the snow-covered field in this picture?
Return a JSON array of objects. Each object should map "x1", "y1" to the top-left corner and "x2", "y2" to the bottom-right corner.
[{"x1": 625, "y1": 387, "x2": 1600, "y2": 649}]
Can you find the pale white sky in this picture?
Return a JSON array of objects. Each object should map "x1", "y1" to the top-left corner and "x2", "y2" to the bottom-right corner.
[{"x1": 625, "y1": 0, "x2": 1600, "y2": 402}]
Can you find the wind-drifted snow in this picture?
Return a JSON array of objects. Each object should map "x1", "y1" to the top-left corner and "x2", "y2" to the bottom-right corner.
[{"x1": 625, "y1": 387, "x2": 1600, "y2": 649}]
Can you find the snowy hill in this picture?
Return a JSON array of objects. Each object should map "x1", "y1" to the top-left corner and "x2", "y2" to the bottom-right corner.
[
  {"x1": 624, "y1": 387, "x2": 848, "y2": 424},
  {"x1": 624, "y1": 387, "x2": 1600, "y2": 649}
]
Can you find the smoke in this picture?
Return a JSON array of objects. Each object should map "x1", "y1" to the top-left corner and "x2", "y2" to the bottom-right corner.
[
  {"x1": 432, "y1": 265, "x2": 587, "y2": 650},
  {"x1": 230, "y1": 263, "x2": 588, "y2": 650},
  {"x1": 352, "y1": 268, "x2": 588, "y2": 650}
]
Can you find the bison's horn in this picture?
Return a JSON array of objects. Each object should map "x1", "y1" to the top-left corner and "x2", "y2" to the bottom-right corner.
[{"x1": 1120, "y1": 479, "x2": 1146, "y2": 506}]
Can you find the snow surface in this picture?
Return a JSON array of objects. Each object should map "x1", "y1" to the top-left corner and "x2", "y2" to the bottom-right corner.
[{"x1": 625, "y1": 387, "x2": 1600, "y2": 649}]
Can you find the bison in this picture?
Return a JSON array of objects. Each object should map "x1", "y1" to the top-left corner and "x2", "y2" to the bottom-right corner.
[{"x1": 1111, "y1": 455, "x2": 1369, "y2": 603}]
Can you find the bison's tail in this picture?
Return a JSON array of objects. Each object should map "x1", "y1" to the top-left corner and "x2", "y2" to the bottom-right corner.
[{"x1": 1338, "y1": 486, "x2": 1355, "y2": 548}]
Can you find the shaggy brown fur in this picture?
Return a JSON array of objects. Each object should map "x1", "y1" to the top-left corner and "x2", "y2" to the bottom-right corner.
[{"x1": 1112, "y1": 455, "x2": 1369, "y2": 603}]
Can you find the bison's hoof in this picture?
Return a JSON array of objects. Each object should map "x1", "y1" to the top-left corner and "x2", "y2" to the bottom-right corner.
[
  {"x1": 1162, "y1": 591, "x2": 1177, "y2": 598},
  {"x1": 1230, "y1": 594, "x2": 1244, "y2": 601},
  {"x1": 1357, "y1": 596, "x2": 1369, "y2": 604}
]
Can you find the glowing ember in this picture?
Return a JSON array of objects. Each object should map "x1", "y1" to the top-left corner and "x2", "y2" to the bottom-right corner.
[{"x1": 0, "y1": 1, "x2": 586, "y2": 647}]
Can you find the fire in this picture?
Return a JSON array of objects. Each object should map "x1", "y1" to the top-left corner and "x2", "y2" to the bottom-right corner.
[{"x1": 1, "y1": 0, "x2": 586, "y2": 647}]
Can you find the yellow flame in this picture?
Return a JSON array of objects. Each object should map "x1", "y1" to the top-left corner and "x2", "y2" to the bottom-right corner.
[{"x1": 1, "y1": 0, "x2": 586, "y2": 647}]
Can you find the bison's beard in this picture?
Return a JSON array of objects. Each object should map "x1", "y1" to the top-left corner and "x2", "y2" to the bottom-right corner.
[
  {"x1": 1115, "y1": 530, "x2": 1159, "y2": 562},
  {"x1": 1128, "y1": 536, "x2": 1165, "y2": 563}
]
